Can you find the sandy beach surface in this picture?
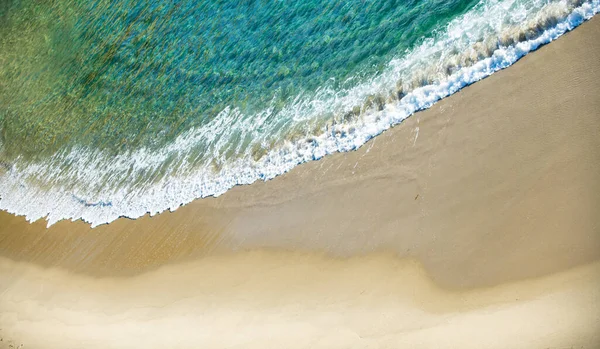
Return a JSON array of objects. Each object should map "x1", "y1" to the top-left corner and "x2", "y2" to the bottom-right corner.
[{"x1": 1, "y1": 16, "x2": 599, "y2": 349}]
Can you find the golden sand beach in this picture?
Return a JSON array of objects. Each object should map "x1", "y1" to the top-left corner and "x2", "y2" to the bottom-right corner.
[{"x1": 0, "y1": 15, "x2": 599, "y2": 349}]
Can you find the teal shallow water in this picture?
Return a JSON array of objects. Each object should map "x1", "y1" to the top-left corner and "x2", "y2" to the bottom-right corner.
[
  {"x1": 0, "y1": 0, "x2": 476, "y2": 159},
  {"x1": 0, "y1": 0, "x2": 598, "y2": 226}
]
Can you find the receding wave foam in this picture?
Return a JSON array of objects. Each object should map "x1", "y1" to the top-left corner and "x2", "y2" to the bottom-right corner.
[{"x1": 1, "y1": 0, "x2": 598, "y2": 227}]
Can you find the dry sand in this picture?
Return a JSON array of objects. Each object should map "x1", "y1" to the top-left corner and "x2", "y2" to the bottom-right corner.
[
  {"x1": 0, "y1": 16, "x2": 599, "y2": 349},
  {"x1": 0, "y1": 256, "x2": 599, "y2": 349}
]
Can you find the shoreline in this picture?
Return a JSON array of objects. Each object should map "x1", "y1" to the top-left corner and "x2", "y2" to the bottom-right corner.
[
  {"x1": 1, "y1": 11, "x2": 599, "y2": 349},
  {"x1": 1, "y1": 16, "x2": 599, "y2": 288},
  {"x1": 1, "y1": 2, "x2": 598, "y2": 228}
]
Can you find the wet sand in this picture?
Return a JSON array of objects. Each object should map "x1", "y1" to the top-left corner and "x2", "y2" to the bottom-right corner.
[{"x1": 1, "y1": 16, "x2": 599, "y2": 349}]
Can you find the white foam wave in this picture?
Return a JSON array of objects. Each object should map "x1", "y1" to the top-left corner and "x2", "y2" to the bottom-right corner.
[{"x1": 1, "y1": 0, "x2": 598, "y2": 227}]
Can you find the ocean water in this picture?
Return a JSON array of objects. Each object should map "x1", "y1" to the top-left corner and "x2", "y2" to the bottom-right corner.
[{"x1": 0, "y1": 0, "x2": 598, "y2": 227}]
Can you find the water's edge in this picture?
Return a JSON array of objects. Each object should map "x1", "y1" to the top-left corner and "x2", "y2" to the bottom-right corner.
[{"x1": 1, "y1": 1, "x2": 598, "y2": 227}]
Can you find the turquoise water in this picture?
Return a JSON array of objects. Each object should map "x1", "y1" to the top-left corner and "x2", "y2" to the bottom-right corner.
[
  {"x1": 0, "y1": 0, "x2": 598, "y2": 226},
  {"x1": 0, "y1": 0, "x2": 476, "y2": 158}
]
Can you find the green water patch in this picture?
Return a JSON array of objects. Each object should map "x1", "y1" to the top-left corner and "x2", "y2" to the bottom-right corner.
[{"x1": 0, "y1": 0, "x2": 479, "y2": 162}]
